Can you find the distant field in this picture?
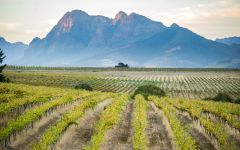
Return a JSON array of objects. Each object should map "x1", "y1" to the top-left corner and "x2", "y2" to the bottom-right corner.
[
  {"x1": 0, "y1": 83, "x2": 240, "y2": 149},
  {"x1": 3, "y1": 67, "x2": 240, "y2": 100}
]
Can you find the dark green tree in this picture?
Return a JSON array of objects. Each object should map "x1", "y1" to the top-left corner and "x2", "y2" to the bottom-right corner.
[
  {"x1": 115, "y1": 62, "x2": 129, "y2": 68},
  {"x1": 0, "y1": 48, "x2": 7, "y2": 82},
  {"x1": 133, "y1": 85, "x2": 166, "y2": 99}
]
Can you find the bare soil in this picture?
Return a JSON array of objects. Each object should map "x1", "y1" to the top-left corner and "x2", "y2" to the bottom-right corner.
[
  {"x1": 177, "y1": 109, "x2": 217, "y2": 150},
  {"x1": 146, "y1": 102, "x2": 173, "y2": 150},
  {"x1": 0, "y1": 102, "x2": 48, "y2": 127},
  {"x1": 6, "y1": 99, "x2": 83, "y2": 150},
  {"x1": 203, "y1": 112, "x2": 240, "y2": 147},
  {"x1": 54, "y1": 99, "x2": 112, "y2": 150},
  {"x1": 100, "y1": 101, "x2": 134, "y2": 150}
]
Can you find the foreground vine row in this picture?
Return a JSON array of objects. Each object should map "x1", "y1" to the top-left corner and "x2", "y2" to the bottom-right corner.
[
  {"x1": 133, "y1": 95, "x2": 148, "y2": 150},
  {"x1": 33, "y1": 93, "x2": 115, "y2": 150},
  {"x1": 149, "y1": 96, "x2": 240, "y2": 150}
]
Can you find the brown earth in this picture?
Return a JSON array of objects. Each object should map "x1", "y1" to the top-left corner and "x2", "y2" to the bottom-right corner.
[
  {"x1": 100, "y1": 101, "x2": 134, "y2": 150},
  {"x1": 146, "y1": 102, "x2": 173, "y2": 150},
  {"x1": 54, "y1": 99, "x2": 112, "y2": 150},
  {"x1": 177, "y1": 109, "x2": 217, "y2": 150},
  {"x1": 6, "y1": 99, "x2": 83, "y2": 150}
]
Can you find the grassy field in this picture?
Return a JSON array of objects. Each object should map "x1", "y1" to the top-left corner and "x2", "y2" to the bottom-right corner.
[{"x1": 1, "y1": 67, "x2": 240, "y2": 150}]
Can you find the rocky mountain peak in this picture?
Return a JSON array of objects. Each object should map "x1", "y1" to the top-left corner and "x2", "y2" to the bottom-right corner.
[
  {"x1": 113, "y1": 11, "x2": 127, "y2": 24},
  {"x1": 170, "y1": 23, "x2": 180, "y2": 28},
  {"x1": 55, "y1": 10, "x2": 90, "y2": 34}
]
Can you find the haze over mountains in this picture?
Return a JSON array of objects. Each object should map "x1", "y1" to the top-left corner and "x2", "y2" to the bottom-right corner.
[
  {"x1": 0, "y1": 37, "x2": 27, "y2": 64},
  {"x1": 216, "y1": 37, "x2": 240, "y2": 45},
  {"x1": 1, "y1": 10, "x2": 240, "y2": 68}
]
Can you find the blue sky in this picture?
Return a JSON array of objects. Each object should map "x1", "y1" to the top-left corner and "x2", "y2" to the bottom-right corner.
[{"x1": 0, "y1": 0, "x2": 240, "y2": 44}]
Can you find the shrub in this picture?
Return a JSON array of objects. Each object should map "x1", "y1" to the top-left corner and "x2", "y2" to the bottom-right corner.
[
  {"x1": 133, "y1": 85, "x2": 166, "y2": 99},
  {"x1": 234, "y1": 98, "x2": 240, "y2": 104},
  {"x1": 0, "y1": 74, "x2": 10, "y2": 83},
  {"x1": 74, "y1": 83, "x2": 93, "y2": 91},
  {"x1": 213, "y1": 92, "x2": 233, "y2": 102},
  {"x1": 204, "y1": 92, "x2": 235, "y2": 103}
]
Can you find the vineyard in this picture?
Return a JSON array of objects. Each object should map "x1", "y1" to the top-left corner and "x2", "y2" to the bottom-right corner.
[
  {"x1": 0, "y1": 82, "x2": 240, "y2": 150},
  {"x1": 3, "y1": 69, "x2": 240, "y2": 100}
]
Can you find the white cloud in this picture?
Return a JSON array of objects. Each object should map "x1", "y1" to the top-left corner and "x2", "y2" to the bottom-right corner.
[
  {"x1": 24, "y1": 29, "x2": 44, "y2": 34},
  {"x1": 0, "y1": 22, "x2": 21, "y2": 30},
  {"x1": 0, "y1": 18, "x2": 59, "y2": 43},
  {"x1": 156, "y1": 0, "x2": 240, "y2": 24},
  {"x1": 152, "y1": 0, "x2": 240, "y2": 39}
]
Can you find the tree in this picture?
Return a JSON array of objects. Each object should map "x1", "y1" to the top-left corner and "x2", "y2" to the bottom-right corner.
[
  {"x1": 115, "y1": 62, "x2": 129, "y2": 68},
  {"x1": 133, "y1": 85, "x2": 166, "y2": 99},
  {"x1": 74, "y1": 83, "x2": 93, "y2": 91},
  {"x1": 0, "y1": 48, "x2": 7, "y2": 82}
]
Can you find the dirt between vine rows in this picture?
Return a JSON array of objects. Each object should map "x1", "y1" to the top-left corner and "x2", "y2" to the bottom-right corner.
[
  {"x1": 100, "y1": 101, "x2": 134, "y2": 150},
  {"x1": 203, "y1": 112, "x2": 240, "y2": 148},
  {"x1": 176, "y1": 109, "x2": 217, "y2": 150},
  {"x1": 0, "y1": 101, "x2": 52, "y2": 127},
  {"x1": 6, "y1": 99, "x2": 83, "y2": 150},
  {"x1": 54, "y1": 99, "x2": 112, "y2": 150},
  {"x1": 146, "y1": 102, "x2": 173, "y2": 150},
  {"x1": 7, "y1": 117, "x2": 59, "y2": 150}
]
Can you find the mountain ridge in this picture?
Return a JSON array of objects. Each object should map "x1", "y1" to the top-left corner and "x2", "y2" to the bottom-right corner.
[
  {"x1": 0, "y1": 36, "x2": 28, "y2": 64},
  {"x1": 216, "y1": 36, "x2": 240, "y2": 45},
  {"x1": 1, "y1": 10, "x2": 240, "y2": 68}
]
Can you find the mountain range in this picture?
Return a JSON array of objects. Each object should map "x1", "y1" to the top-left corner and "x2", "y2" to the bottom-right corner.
[
  {"x1": 1, "y1": 10, "x2": 240, "y2": 68},
  {"x1": 0, "y1": 37, "x2": 27, "y2": 64},
  {"x1": 216, "y1": 36, "x2": 240, "y2": 45}
]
